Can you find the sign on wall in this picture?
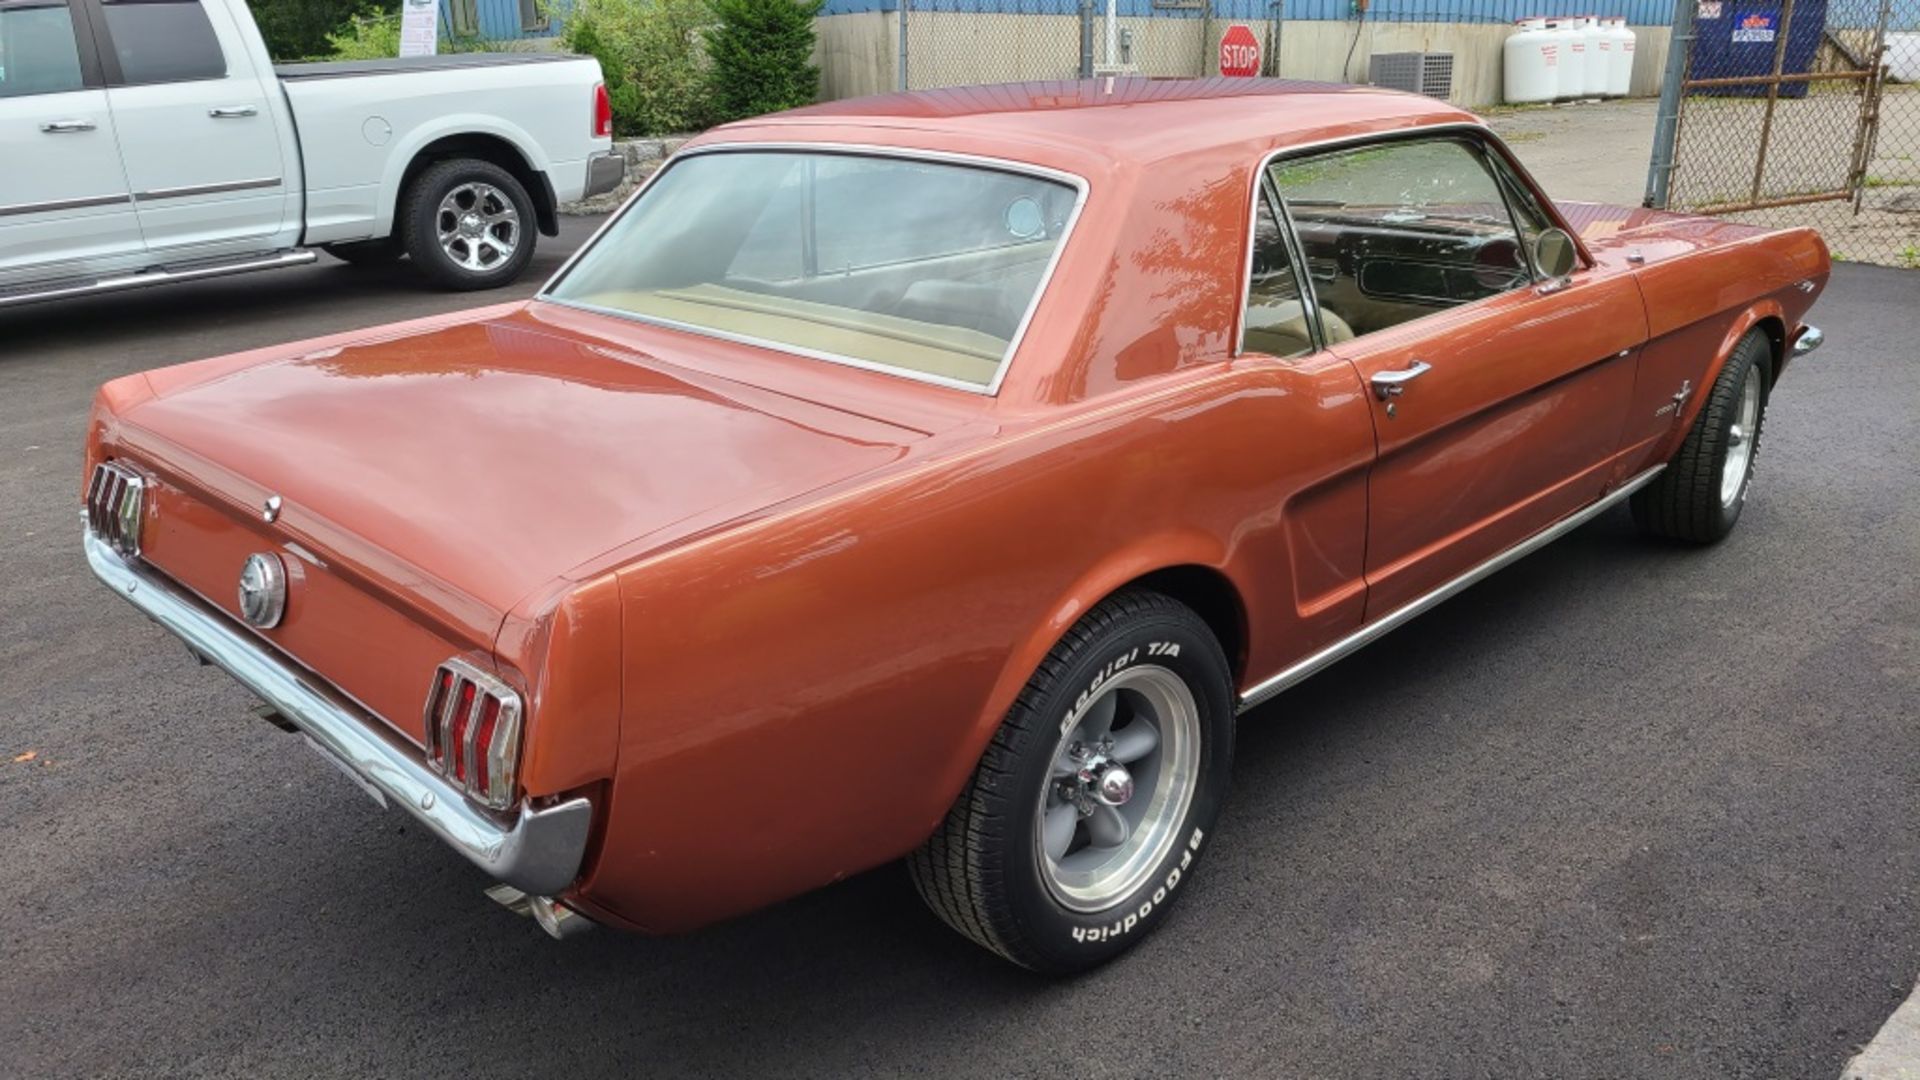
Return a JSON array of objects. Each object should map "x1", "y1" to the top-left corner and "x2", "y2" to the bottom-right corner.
[
  {"x1": 400, "y1": 0, "x2": 439, "y2": 57},
  {"x1": 1730, "y1": 8, "x2": 1777, "y2": 42}
]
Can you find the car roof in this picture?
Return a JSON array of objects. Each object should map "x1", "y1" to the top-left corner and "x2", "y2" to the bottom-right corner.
[{"x1": 718, "y1": 78, "x2": 1484, "y2": 169}]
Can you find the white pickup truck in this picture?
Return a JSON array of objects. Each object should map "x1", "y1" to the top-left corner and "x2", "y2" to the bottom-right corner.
[{"x1": 0, "y1": 0, "x2": 621, "y2": 306}]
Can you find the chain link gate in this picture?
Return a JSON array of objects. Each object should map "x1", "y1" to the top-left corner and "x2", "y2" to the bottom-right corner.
[
  {"x1": 1648, "y1": 0, "x2": 1920, "y2": 266},
  {"x1": 896, "y1": 0, "x2": 1283, "y2": 93}
]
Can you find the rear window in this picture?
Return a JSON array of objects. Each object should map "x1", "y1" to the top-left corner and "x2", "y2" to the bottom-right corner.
[
  {"x1": 545, "y1": 150, "x2": 1082, "y2": 392},
  {"x1": 100, "y1": 0, "x2": 224, "y2": 85}
]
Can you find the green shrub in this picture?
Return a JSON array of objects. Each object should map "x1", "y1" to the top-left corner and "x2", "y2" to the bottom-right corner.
[
  {"x1": 325, "y1": 9, "x2": 404, "y2": 59},
  {"x1": 565, "y1": 0, "x2": 716, "y2": 136},
  {"x1": 705, "y1": 0, "x2": 822, "y2": 123}
]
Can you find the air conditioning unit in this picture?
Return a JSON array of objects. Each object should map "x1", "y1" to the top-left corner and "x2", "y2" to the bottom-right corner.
[{"x1": 1369, "y1": 52, "x2": 1455, "y2": 100}]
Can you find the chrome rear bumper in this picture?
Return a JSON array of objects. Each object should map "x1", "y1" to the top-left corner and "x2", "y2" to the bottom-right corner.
[
  {"x1": 1793, "y1": 324, "x2": 1824, "y2": 356},
  {"x1": 583, "y1": 150, "x2": 626, "y2": 199},
  {"x1": 83, "y1": 531, "x2": 591, "y2": 896}
]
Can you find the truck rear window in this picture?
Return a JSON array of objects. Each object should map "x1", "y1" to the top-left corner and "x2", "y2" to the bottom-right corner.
[
  {"x1": 544, "y1": 150, "x2": 1082, "y2": 393},
  {"x1": 99, "y1": 0, "x2": 225, "y2": 85}
]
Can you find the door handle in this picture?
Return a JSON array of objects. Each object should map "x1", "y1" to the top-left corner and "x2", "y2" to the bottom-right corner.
[
  {"x1": 1370, "y1": 360, "x2": 1432, "y2": 400},
  {"x1": 40, "y1": 119, "x2": 97, "y2": 133},
  {"x1": 208, "y1": 106, "x2": 258, "y2": 118}
]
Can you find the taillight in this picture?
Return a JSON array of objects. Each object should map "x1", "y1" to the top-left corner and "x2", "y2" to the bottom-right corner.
[
  {"x1": 423, "y1": 659, "x2": 523, "y2": 811},
  {"x1": 591, "y1": 82, "x2": 613, "y2": 139},
  {"x1": 86, "y1": 460, "x2": 147, "y2": 557}
]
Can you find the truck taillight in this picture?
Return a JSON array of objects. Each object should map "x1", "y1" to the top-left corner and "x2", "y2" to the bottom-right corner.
[
  {"x1": 423, "y1": 659, "x2": 523, "y2": 811},
  {"x1": 592, "y1": 82, "x2": 613, "y2": 139}
]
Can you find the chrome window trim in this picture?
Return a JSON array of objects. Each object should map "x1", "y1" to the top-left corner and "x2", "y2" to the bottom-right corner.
[
  {"x1": 134, "y1": 175, "x2": 280, "y2": 201},
  {"x1": 0, "y1": 192, "x2": 131, "y2": 218},
  {"x1": 1233, "y1": 121, "x2": 1592, "y2": 359},
  {"x1": 537, "y1": 142, "x2": 1093, "y2": 398},
  {"x1": 1237, "y1": 463, "x2": 1666, "y2": 713}
]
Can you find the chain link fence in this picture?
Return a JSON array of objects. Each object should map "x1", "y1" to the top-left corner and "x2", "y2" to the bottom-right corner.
[{"x1": 1656, "y1": 0, "x2": 1920, "y2": 266}]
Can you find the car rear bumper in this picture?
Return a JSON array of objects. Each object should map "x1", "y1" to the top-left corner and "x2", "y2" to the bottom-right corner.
[
  {"x1": 1792, "y1": 324, "x2": 1824, "y2": 357},
  {"x1": 584, "y1": 150, "x2": 626, "y2": 200},
  {"x1": 83, "y1": 530, "x2": 592, "y2": 897}
]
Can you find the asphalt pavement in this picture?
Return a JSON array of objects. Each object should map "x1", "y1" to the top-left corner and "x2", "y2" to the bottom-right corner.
[{"x1": 1, "y1": 226, "x2": 1915, "y2": 1079}]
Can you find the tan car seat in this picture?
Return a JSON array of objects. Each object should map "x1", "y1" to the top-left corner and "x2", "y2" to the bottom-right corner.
[{"x1": 1243, "y1": 300, "x2": 1356, "y2": 357}]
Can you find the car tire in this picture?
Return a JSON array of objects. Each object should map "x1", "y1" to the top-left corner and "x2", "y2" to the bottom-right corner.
[
  {"x1": 909, "y1": 588, "x2": 1235, "y2": 974},
  {"x1": 1630, "y1": 328, "x2": 1774, "y2": 544},
  {"x1": 400, "y1": 159, "x2": 538, "y2": 291},
  {"x1": 321, "y1": 239, "x2": 404, "y2": 267}
]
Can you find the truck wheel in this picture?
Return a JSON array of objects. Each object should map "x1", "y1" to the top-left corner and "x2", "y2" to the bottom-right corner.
[
  {"x1": 322, "y1": 239, "x2": 403, "y2": 267},
  {"x1": 401, "y1": 159, "x2": 537, "y2": 291},
  {"x1": 910, "y1": 589, "x2": 1234, "y2": 974},
  {"x1": 1630, "y1": 329, "x2": 1773, "y2": 544}
]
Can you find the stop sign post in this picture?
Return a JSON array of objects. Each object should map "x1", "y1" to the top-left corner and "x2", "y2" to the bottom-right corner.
[{"x1": 1219, "y1": 24, "x2": 1260, "y2": 77}]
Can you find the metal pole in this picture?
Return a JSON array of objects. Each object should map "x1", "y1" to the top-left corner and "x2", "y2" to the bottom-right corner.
[
  {"x1": 1267, "y1": 0, "x2": 1284, "y2": 78},
  {"x1": 897, "y1": 0, "x2": 910, "y2": 91},
  {"x1": 1644, "y1": 0, "x2": 1697, "y2": 208},
  {"x1": 1080, "y1": 0, "x2": 1096, "y2": 77},
  {"x1": 1106, "y1": 0, "x2": 1118, "y2": 67},
  {"x1": 1745, "y1": 0, "x2": 1797, "y2": 205}
]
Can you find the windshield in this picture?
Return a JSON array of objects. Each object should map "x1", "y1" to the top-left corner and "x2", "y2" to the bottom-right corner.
[{"x1": 544, "y1": 150, "x2": 1082, "y2": 392}]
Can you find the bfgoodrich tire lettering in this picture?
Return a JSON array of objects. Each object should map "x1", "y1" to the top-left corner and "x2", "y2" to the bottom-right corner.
[
  {"x1": 1630, "y1": 328, "x2": 1774, "y2": 544},
  {"x1": 909, "y1": 588, "x2": 1234, "y2": 974}
]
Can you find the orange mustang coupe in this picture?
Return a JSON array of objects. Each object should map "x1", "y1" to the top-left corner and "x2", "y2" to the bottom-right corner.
[{"x1": 84, "y1": 80, "x2": 1826, "y2": 973}]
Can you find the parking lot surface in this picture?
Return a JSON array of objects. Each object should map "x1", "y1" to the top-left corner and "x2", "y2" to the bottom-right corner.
[{"x1": 1, "y1": 228, "x2": 1915, "y2": 1078}]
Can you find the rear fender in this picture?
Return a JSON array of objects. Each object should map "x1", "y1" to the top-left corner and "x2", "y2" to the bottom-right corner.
[{"x1": 924, "y1": 531, "x2": 1235, "y2": 834}]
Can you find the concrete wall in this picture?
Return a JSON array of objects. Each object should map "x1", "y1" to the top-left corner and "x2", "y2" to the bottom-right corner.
[{"x1": 816, "y1": 12, "x2": 1673, "y2": 108}]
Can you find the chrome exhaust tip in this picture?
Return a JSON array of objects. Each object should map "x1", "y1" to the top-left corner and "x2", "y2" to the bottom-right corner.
[{"x1": 484, "y1": 884, "x2": 596, "y2": 940}]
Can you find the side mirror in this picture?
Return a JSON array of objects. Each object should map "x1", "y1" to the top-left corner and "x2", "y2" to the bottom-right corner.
[{"x1": 1532, "y1": 227, "x2": 1580, "y2": 280}]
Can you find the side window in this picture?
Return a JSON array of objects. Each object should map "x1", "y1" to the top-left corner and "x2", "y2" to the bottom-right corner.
[
  {"x1": 98, "y1": 0, "x2": 224, "y2": 85},
  {"x1": 1240, "y1": 188, "x2": 1316, "y2": 358},
  {"x1": 0, "y1": 1, "x2": 86, "y2": 98},
  {"x1": 1268, "y1": 138, "x2": 1535, "y2": 340},
  {"x1": 1483, "y1": 147, "x2": 1556, "y2": 274}
]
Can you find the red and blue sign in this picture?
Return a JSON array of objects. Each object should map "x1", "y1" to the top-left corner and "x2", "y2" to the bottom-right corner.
[{"x1": 1730, "y1": 7, "x2": 1778, "y2": 42}]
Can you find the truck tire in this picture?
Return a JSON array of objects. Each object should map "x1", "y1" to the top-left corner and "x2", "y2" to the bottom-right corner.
[
  {"x1": 322, "y1": 239, "x2": 403, "y2": 267},
  {"x1": 400, "y1": 159, "x2": 537, "y2": 291},
  {"x1": 910, "y1": 589, "x2": 1234, "y2": 974},
  {"x1": 1630, "y1": 328, "x2": 1774, "y2": 544}
]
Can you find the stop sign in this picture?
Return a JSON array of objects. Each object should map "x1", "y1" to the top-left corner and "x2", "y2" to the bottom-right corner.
[{"x1": 1219, "y1": 24, "x2": 1260, "y2": 78}]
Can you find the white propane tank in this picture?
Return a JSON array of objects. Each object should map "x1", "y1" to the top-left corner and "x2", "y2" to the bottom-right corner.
[
  {"x1": 1505, "y1": 17, "x2": 1562, "y2": 104},
  {"x1": 1604, "y1": 17, "x2": 1636, "y2": 96},
  {"x1": 1547, "y1": 18, "x2": 1588, "y2": 100},
  {"x1": 1581, "y1": 16, "x2": 1611, "y2": 97}
]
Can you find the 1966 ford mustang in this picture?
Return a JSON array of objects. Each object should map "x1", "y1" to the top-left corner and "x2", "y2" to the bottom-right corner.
[{"x1": 82, "y1": 79, "x2": 1827, "y2": 973}]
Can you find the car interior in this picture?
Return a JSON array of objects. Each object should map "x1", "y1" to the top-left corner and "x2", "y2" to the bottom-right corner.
[{"x1": 1243, "y1": 136, "x2": 1549, "y2": 357}]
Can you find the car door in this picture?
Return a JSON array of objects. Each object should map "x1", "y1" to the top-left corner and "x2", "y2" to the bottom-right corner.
[
  {"x1": 0, "y1": 0, "x2": 142, "y2": 285},
  {"x1": 78, "y1": 0, "x2": 290, "y2": 257},
  {"x1": 1266, "y1": 132, "x2": 1649, "y2": 619}
]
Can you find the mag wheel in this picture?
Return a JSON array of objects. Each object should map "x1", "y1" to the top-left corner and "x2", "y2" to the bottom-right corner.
[
  {"x1": 1631, "y1": 328, "x2": 1774, "y2": 544},
  {"x1": 910, "y1": 589, "x2": 1234, "y2": 974},
  {"x1": 401, "y1": 159, "x2": 537, "y2": 291}
]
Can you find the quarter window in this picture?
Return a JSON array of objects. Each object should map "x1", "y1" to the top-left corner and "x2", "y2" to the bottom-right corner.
[
  {"x1": 0, "y1": 1, "x2": 86, "y2": 98},
  {"x1": 1267, "y1": 137, "x2": 1536, "y2": 339},
  {"x1": 99, "y1": 0, "x2": 225, "y2": 85},
  {"x1": 1240, "y1": 190, "x2": 1318, "y2": 358}
]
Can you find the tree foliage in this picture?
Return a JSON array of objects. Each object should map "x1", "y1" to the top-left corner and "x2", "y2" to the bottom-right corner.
[
  {"x1": 249, "y1": 0, "x2": 393, "y2": 60},
  {"x1": 564, "y1": 0, "x2": 717, "y2": 136},
  {"x1": 704, "y1": 0, "x2": 823, "y2": 123}
]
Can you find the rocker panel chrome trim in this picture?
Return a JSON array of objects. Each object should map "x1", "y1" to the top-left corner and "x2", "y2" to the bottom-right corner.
[{"x1": 1238, "y1": 464, "x2": 1666, "y2": 713}]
